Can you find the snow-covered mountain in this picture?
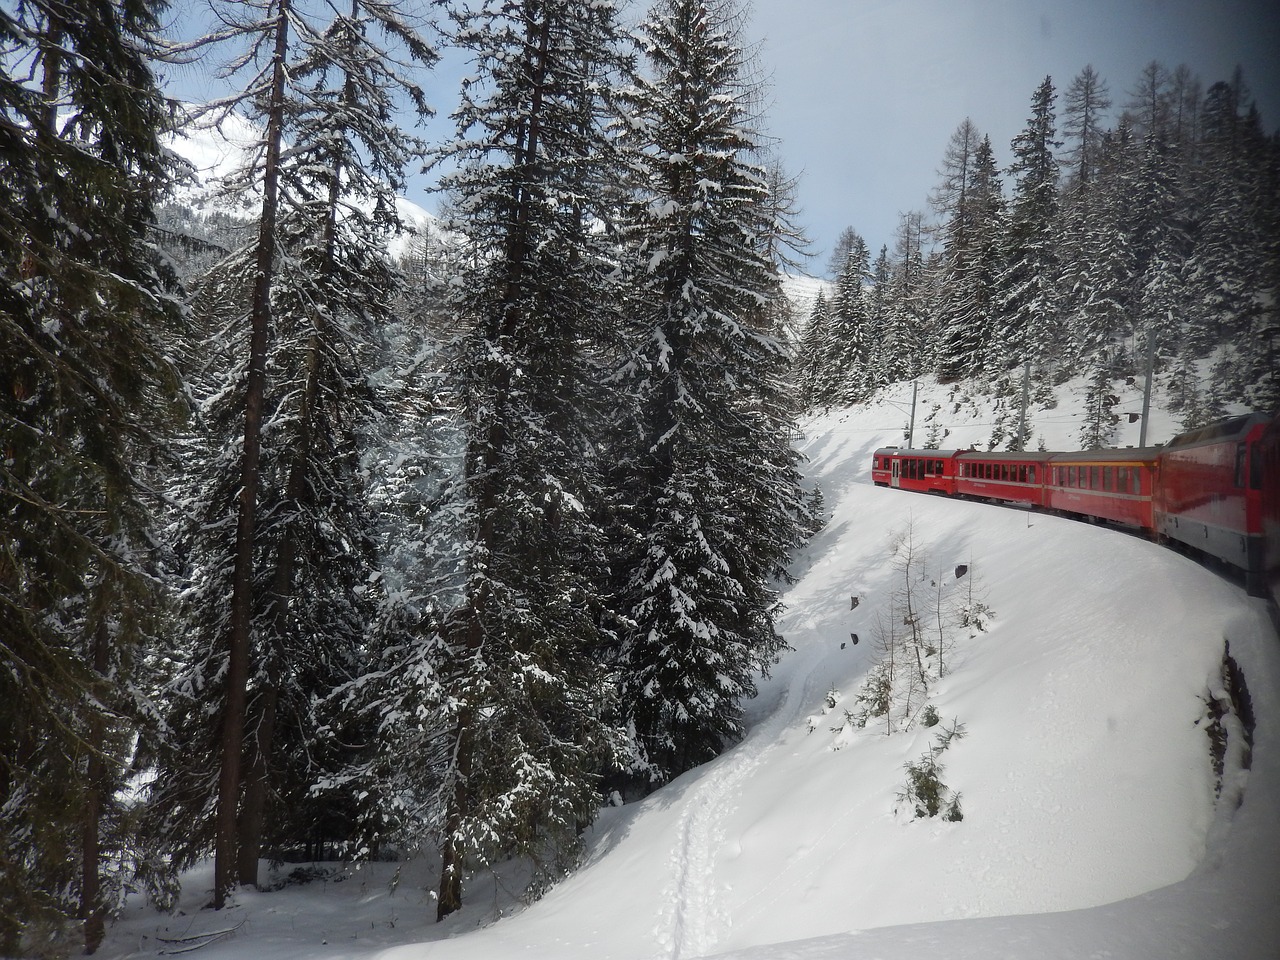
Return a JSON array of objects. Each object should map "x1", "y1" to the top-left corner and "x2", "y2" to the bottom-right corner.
[
  {"x1": 161, "y1": 108, "x2": 445, "y2": 258},
  {"x1": 100, "y1": 378, "x2": 1280, "y2": 960}
]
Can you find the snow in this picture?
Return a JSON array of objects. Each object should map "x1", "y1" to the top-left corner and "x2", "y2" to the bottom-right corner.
[
  {"x1": 161, "y1": 107, "x2": 447, "y2": 259},
  {"x1": 100, "y1": 380, "x2": 1280, "y2": 960}
]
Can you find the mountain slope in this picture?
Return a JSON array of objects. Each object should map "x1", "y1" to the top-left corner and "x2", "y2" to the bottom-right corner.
[{"x1": 102, "y1": 385, "x2": 1279, "y2": 960}]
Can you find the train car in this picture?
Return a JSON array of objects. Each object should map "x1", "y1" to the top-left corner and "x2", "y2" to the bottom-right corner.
[
  {"x1": 871, "y1": 447, "x2": 961, "y2": 496},
  {"x1": 954, "y1": 451, "x2": 1054, "y2": 508},
  {"x1": 871, "y1": 447, "x2": 896, "y2": 487},
  {"x1": 1258, "y1": 413, "x2": 1280, "y2": 616},
  {"x1": 1156, "y1": 412, "x2": 1271, "y2": 596},
  {"x1": 1045, "y1": 448, "x2": 1160, "y2": 530}
]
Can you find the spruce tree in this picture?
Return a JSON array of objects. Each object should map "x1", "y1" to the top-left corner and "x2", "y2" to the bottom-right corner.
[
  {"x1": 935, "y1": 131, "x2": 1005, "y2": 381},
  {"x1": 0, "y1": 0, "x2": 182, "y2": 951},
  {"x1": 998, "y1": 76, "x2": 1062, "y2": 376},
  {"x1": 359, "y1": 0, "x2": 630, "y2": 920},
  {"x1": 828, "y1": 233, "x2": 873, "y2": 401},
  {"x1": 612, "y1": 0, "x2": 804, "y2": 785},
  {"x1": 795, "y1": 288, "x2": 832, "y2": 407}
]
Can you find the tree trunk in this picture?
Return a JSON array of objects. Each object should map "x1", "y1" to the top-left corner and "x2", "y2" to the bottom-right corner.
[
  {"x1": 235, "y1": 681, "x2": 279, "y2": 886},
  {"x1": 81, "y1": 614, "x2": 109, "y2": 954},
  {"x1": 436, "y1": 715, "x2": 472, "y2": 921},
  {"x1": 215, "y1": 0, "x2": 290, "y2": 910}
]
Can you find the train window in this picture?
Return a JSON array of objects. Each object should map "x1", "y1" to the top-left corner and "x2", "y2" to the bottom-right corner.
[
  {"x1": 1028, "y1": 465, "x2": 1036, "y2": 484},
  {"x1": 1235, "y1": 443, "x2": 1246, "y2": 488},
  {"x1": 1102, "y1": 466, "x2": 1112, "y2": 490},
  {"x1": 1089, "y1": 466, "x2": 1100, "y2": 489}
]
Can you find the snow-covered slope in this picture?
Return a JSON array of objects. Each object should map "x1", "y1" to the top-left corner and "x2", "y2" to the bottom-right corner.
[
  {"x1": 102, "y1": 385, "x2": 1279, "y2": 960},
  {"x1": 781, "y1": 272, "x2": 828, "y2": 323},
  {"x1": 162, "y1": 108, "x2": 444, "y2": 256}
]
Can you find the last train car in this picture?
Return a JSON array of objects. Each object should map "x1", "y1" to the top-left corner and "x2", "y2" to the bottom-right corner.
[
  {"x1": 1154, "y1": 412, "x2": 1271, "y2": 596},
  {"x1": 1257, "y1": 413, "x2": 1280, "y2": 615},
  {"x1": 871, "y1": 448, "x2": 961, "y2": 496}
]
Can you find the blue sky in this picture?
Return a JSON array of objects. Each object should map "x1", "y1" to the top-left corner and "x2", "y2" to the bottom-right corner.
[
  {"x1": 163, "y1": 0, "x2": 1280, "y2": 279},
  {"x1": 748, "y1": 0, "x2": 1280, "y2": 274}
]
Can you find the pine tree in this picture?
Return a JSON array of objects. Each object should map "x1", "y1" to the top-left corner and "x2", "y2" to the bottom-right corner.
[
  {"x1": 885, "y1": 210, "x2": 931, "y2": 378},
  {"x1": 998, "y1": 76, "x2": 1062, "y2": 375},
  {"x1": 612, "y1": 0, "x2": 804, "y2": 785},
  {"x1": 147, "y1": 0, "x2": 436, "y2": 906},
  {"x1": 796, "y1": 288, "x2": 832, "y2": 407},
  {"x1": 935, "y1": 131, "x2": 1005, "y2": 381},
  {"x1": 367, "y1": 0, "x2": 630, "y2": 920},
  {"x1": 1061, "y1": 65, "x2": 1112, "y2": 194},
  {"x1": 0, "y1": 0, "x2": 183, "y2": 951},
  {"x1": 828, "y1": 232, "x2": 873, "y2": 401},
  {"x1": 1078, "y1": 363, "x2": 1120, "y2": 449}
]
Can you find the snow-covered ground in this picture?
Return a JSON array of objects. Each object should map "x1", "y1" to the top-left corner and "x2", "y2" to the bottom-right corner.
[{"x1": 101, "y1": 380, "x2": 1280, "y2": 960}]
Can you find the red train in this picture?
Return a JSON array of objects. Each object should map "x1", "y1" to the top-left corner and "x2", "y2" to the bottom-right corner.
[{"x1": 872, "y1": 412, "x2": 1278, "y2": 611}]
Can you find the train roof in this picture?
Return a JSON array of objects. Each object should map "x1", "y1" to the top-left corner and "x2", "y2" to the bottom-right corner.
[
  {"x1": 1047, "y1": 447, "x2": 1161, "y2": 464},
  {"x1": 1163, "y1": 412, "x2": 1271, "y2": 449},
  {"x1": 956, "y1": 449, "x2": 1055, "y2": 462},
  {"x1": 874, "y1": 448, "x2": 963, "y2": 458}
]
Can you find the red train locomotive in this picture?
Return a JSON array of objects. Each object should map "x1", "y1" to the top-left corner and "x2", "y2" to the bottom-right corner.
[{"x1": 873, "y1": 411, "x2": 1279, "y2": 610}]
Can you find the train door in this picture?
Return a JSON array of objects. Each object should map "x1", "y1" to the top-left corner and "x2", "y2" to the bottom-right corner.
[{"x1": 891, "y1": 458, "x2": 901, "y2": 488}]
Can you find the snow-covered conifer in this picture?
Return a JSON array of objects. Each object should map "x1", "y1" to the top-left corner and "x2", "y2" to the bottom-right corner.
[
  {"x1": 147, "y1": 0, "x2": 436, "y2": 905},
  {"x1": 359, "y1": 0, "x2": 630, "y2": 920},
  {"x1": 611, "y1": 0, "x2": 805, "y2": 785},
  {"x1": 0, "y1": 0, "x2": 183, "y2": 950}
]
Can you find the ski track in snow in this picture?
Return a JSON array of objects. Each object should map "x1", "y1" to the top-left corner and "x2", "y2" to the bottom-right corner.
[{"x1": 655, "y1": 644, "x2": 830, "y2": 960}]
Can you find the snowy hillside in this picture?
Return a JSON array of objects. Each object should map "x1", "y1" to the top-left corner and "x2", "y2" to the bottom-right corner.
[
  {"x1": 162, "y1": 108, "x2": 444, "y2": 256},
  {"x1": 100, "y1": 381, "x2": 1279, "y2": 960},
  {"x1": 780, "y1": 272, "x2": 829, "y2": 326}
]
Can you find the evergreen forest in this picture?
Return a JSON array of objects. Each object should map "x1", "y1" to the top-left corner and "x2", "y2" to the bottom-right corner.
[{"x1": 1, "y1": 0, "x2": 1276, "y2": 955}]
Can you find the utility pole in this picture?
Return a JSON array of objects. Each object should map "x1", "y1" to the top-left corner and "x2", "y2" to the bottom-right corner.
[
  {"x1": 1015, "y1": 357, "x2": 1031, "y2": 451},
  {"x1": 907, "y1": 379, "x2": 918, "y2": 448},
  {"x1": 1139, "y1": 323, "x2": 1157, "y2": 448}
]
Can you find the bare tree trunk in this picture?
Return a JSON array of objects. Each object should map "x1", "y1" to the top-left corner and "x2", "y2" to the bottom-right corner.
[
  {"x1": 81, "y1": 614, "x2": 109, "y2": 954},
  {"x1": 215, "y1": 0, "x2": 291, "y2": 910},
  {"x1": 436, "y1": 713, "x2": 473, "y2": 921}
]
